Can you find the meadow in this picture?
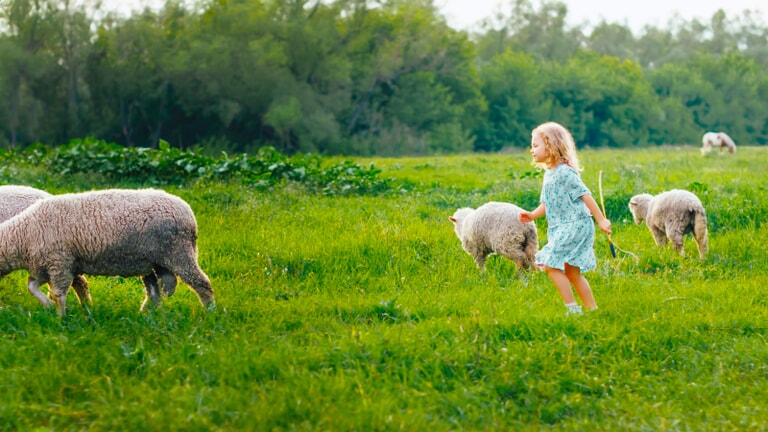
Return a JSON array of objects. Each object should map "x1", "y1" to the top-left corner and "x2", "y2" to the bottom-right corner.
[{"x1": 0, "y1": 146, "x2": 766, "y2": 430}]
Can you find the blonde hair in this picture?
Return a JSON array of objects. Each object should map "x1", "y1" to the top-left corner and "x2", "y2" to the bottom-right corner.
[{"x1": 531, "y1": 122, "x2": 582, "y2": 171}]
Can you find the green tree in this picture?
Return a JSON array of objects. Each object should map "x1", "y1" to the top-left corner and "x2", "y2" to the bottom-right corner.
[
  {"x1": 475, "y1": 49, "x2": 547, "y2": 151},
  {"x1": 733, "y1": 9, "x2": 768, "y2": 67},
  {"x1": 0, "y1": 0, "x2": 54, "y2": 147},
  {"x1": 163, "y1": 0, "x2": 283, "y2": 150},
  {"x1": 37, "y1": 0, "x2": 93, "y2": 141},
  {"x1": 87, "y1": 7, "x2": 179, "y2": 147},
  {"x1": 264, "y1": 96, "x2": 302, "y2": 150},
  {"x1": 165, "y1": 0, "x2": 352, "y2": 153},
  {"x1": 474, "y1": 0, "x2": 584, "y2": 62},
  {"x1": 634, "y1": 27, "x2": 676, "y2": 69},
  {"x1": 341, "y1": 2, "x2": 484, "y2": 155},
  {"x1": 645, "y1": 62, "x2": 705, "y2": 145},
  {"x1": 546, "y1": 51, "x2": 658, "y2": 147},
  {"x1": 586, "y1": 22, "x2": 636, "y2": 60},
  {"x1": 689, "y1": 52, "x2": 768, "y2": 144}
]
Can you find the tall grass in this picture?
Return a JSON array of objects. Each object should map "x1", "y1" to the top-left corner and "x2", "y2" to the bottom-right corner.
[{"x1": 0, "y1": 146, "x2": 766, "y2": 430}]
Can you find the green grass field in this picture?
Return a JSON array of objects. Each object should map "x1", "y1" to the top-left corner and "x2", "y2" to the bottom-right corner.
[{"x1": 1, "y1": 146, "x2": 766, "y2": 430}]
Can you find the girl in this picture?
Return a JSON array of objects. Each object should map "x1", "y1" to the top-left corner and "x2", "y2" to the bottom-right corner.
[{"x1": 519, "y1": 122, "x2": 611, "y2": 315}]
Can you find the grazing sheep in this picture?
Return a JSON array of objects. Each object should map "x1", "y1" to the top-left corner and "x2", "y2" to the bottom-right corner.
[
  {"x1": 0, "y1": 185, "x2": 92, "y2": 305},
  {"x1": 628, "y1": 190, "x2": 708, "y2": 259},
  {"x1": 701, "y1": 131, "x2": 736, "y2": 154},
  {"x1": 0, "y1": 185, "x2": 52, "y2": 222},
  {"x1": 0, "y1": 188, "x2": 215, "y2": 316},
  {"x1": 449, "y1": 202, "x2": 538, "y2": 271}
]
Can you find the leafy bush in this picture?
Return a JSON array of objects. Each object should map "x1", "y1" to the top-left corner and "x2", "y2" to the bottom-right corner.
[{"x1": 9, "y1": 138, "x2": 396, "y2": 195}]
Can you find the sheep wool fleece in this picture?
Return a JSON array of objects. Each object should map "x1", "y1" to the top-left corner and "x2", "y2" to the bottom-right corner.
[{"x1": 535, "y1": 164, "x2": 596, "y2": 272}]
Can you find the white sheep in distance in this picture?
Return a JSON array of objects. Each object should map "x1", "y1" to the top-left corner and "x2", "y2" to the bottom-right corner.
[
  {"x1": 0, "y1": 185, "x2": 92, "y2": 305},
  {"x1": 701, "y1": 131, "x2": 736, "y2": 154},
  {"x1": 449, "y1": 202, "x2": 538, "y2": 271},
  {"x1": 628, "y1": 190, "x2": 708, "y2": 259},
  {"x1": 0, "y1": 188, "x2": 215, "y2": 316}
]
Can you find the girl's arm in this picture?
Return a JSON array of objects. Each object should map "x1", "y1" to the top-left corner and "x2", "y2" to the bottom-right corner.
[
  {"x1": 581, "y1": 194, "x2": 612, "y2": 234},
  {"x1": 519, "y1": 203, "x2": 545, "y2": 223}
]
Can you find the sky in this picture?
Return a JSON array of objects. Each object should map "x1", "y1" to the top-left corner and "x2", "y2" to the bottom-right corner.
[{"x1": 99, "y1": 0, "x2": 768, "y2": 33}]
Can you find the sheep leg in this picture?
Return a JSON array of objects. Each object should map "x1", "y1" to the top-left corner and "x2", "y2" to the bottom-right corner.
[
  {"x1": 695, "y1": 239, "x2": 707, "y2": 259},
  {"x1": 694, "y1": 216, "x2": 708, "y2": 259},
  {"x1": 176, "y1": 265, "x2": 215, "y2": 309},
  {"x1": 507, "y1": 243, "x2": 536, "y2": 270},
  {"x1": 503, "y1": 252, "x2": 527, "y2": 271},
  {"x1": 140, "y1": 273, "x2": 163, "y2": 312},
  {"x1": 474, "y1": 254, "x2": 488, "y2": 272},
  {"x1": 154, "y1": 266, "x2": 177, "y2": 296},
  {"x1": 71, "y1": 275, "x2": 92, "y2": 305},
  {"x1": 465, "y1": 243, "x2": 488, "y2": 272},
  {"x1": 649, "y1": 226, "x2": 667, "y2": 247},
  {"x1": 48, "y1": 274, "x2": 73, "y2": 317},
  {"x1": 523, "y1": 237, "x2": 538, "y2": 270},
  {"x1": 27, "y1": 277, "x2": 54, "y2": 308},
  {"x1": 666, "y1": 228, "x2": 685, "y2": 256}
]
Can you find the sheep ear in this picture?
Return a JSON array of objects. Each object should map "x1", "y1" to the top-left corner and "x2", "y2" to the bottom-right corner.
[{"x1": 449, "y1": 216, "x2": 456, "y2": 223}]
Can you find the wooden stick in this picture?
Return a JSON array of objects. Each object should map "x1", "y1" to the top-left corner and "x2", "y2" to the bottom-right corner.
[
  {"x1": 598, "y1": 170, "x2": 617, "y2": 258},
  {"x1": 598, "y1": 171, "x2": 639, "y2": 261}
]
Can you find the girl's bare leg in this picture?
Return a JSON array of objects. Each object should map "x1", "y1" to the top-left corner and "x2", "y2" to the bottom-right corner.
[
  {"x1": 544, "y1": 266, "x2": 576, "y2": 304},
  {"x1": 564, "y1": 264, "x2": 597, "y2": 310}
]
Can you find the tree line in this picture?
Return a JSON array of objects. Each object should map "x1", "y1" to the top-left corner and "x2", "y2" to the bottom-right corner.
[{"x1": 1, "y1": 0, "x2": 767, "y2": 156}]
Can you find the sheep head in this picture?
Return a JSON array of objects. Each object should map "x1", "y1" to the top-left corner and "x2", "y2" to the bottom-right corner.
[
  {"x1": 449, "y1": 208, "x2": 473, "y2": 237},
  {"x1": 628, "y1": 194, "x2": 653, "y2": 224}
]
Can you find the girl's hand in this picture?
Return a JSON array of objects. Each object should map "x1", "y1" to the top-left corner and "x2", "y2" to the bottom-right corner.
[
  {"x1": 519, "y1": 211, "x2": 533, "y2": 223},
  {"x1": 598, "y1": 218, "x2": 612, "y2": 235}
]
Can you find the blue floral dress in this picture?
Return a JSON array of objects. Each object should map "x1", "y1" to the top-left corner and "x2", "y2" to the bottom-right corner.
[{"x1": 535, "y1": 164, "x2": 596, "y2": 272}]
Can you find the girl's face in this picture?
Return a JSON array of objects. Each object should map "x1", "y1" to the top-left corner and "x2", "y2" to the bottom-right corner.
[{"x1": 530, "y1": 134, "x2": 549, "y2": 164}]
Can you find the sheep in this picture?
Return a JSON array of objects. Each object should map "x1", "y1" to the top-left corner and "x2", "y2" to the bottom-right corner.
[
  {"x1": 0, "y1": 188, "x2": 215, "y2": 316},
  {"x1": 701, "y1": 131, "x2": 736, "y2": 154},
  {"x1": 449, "y1": 201, "x2": 538, "y2": 271},
  {"x1": 0, "y1": 185, "x2": 53, "y2": 222},
  {"x1": 628, "y1": 190, "x2": 708, "y2": 259},
  {"x1": 0, "y1": 185, "x2": 92, "y2": 305}
]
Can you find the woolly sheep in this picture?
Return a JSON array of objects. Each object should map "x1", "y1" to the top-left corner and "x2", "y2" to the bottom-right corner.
[
  {"x1": 701, "y1": 131, "x2": 736, "y2": 154},
  {"x1": 449, "y1": 201, "x2": 538, "y2": 271},
  {"x1": 0, "y1": 185, "x2": 52, "y2": 222},
  {"x1": 628, "y1": 189, "x2": 708, "y2": 259},
  {"x1": 0, "y1": 188, "x2": 215, "y2": 316},
  {"x1": 0, "y1": 185, "x2": 92, "y2": 305}
]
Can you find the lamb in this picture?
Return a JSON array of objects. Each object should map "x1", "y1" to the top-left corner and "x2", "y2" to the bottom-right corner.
[
  {"x1": 449, "y1": 201, "x2": 538, "y2": 271},
  {"x1": 701, "y1": 131, "x2": 736, "y2": 154},
  {"x1": 0, "y1": 185, "x2": 92, "y2": 305},
  {"x1": 0, "y1": 188, "x2": 215, "y2": 316},
  {"x1": 628, "y1": 190, "x2": 708, "y2": 259}
]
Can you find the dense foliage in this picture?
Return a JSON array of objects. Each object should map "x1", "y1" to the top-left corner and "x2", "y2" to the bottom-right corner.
[
  {"x1": 0, "y1": 138, "x2": 397, "y2": 195},
  {"x1": 1, "y1": 0, "x2": 767, "y2": 154}
]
